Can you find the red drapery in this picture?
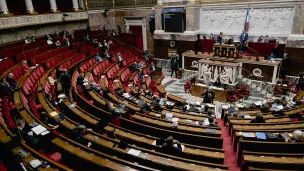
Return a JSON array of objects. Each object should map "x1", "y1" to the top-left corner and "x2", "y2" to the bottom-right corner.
[{"x1": 129, "y1": 25, "x2": 142, "y2": 34}]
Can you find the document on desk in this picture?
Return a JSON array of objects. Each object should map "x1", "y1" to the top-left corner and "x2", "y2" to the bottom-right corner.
[
  {"x1": 206, "y1": 128, "x2": 216, "y2": 133},
  {"x1": 127, "y1": 149, "x2": 141, "y2": 156},
  {"x1": 50, "y1": 111, "x2": 58, "y2": 117},
  {"x1": 256, "y1": 132, "x2": 267, "y2": 140},
  {"x1": 244, "y1": 115, "x2": 252, "y2": 119},
  {"x1": 172, "y1": 117, "x2": 179, "y2": 122},
  {"x1": 241, "y1": 132, "x2": 256, "y2": 138},
  {"x1": 29, "y1": 159, "x2": 42, "y2": 168},
  {"x1": 31, "y1": 125, "x2": 47, "y2": 135}
]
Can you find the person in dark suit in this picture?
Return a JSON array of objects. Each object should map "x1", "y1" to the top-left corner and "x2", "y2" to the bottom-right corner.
[
  {"x1": 6, "y1": 73, "x2": 17, "y2": 90},
  {"x1": 59, "y1": 69, "x2": 71, "y2": 95},
  {"x1": 84, "y1": 35, "x2": 90, "y2": 44},
  {"x1": 188, "y1": 102, "x2": 199, "y2": 112},
  {"x1": 208, "y1": 117, "x2": 217, "y2": 127},
  {"x1": 240, "y1": 30, "x2": 248, "y2": 53},
  {"x1": 213, "y1": 78, "x2": 222, "y2": 88},
  {"x1": 117, "y1": 25, "x2": 122, "y2": 34},
  {"x1": 103, "y1": 24, "x2": 108, "y2": 35},
  {"x1": 152, "y1": 96, "x2": 162, "y2": 112},
  {"x1": 0, "y1": 79, "x2": 12, "y2": 96},
  {"x1": 74, "y1": 124, "x2": 92, "y2": 147},
  {"x1": 161, "y1": 136, "x2": 182, "y2": 152},
  {"x1": 171, "y1": 58, "x2": 179, "y2": 77},
  {"x1": 217, "y1": 32, "x2": 223, "y2": 44},
  {"x1": 61, "y1": 29, "x2": 69, "y2": 37},
  {"x1": 77, "y1": 72, "x2": 85, "y2": 89},
  {"x1": 7, "y1": 150, "x2": 28, "y2": 171},
  {"x1": 202, "y1": 88, "x2": 215, "y2": 104},
  {"x1": 107, "y1": 102, "x2": 121, "y2": 118},
  {"x1": 250, "y1": 112, "x2": 266, "y2": 123}
]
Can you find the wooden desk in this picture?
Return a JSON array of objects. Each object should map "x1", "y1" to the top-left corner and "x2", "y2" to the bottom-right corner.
[
  {"x1": 213, "y1": 44, "x2": 238, "y2": 58},
  {"x1": 191, "y1": 84, "x2": 227, "y2": 102}
]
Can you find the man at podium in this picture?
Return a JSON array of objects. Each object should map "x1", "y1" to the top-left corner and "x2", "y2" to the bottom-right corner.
[
  {"x1": 217, "y1": 32, "x2": 223, "y2": 44},
  {"x1": 239, "y1": 30, "x2": 248, "y2": 54}
]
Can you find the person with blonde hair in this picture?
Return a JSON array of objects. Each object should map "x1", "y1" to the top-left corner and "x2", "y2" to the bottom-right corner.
[
  {"x1": 250, "y1": 112, "x2": 266, "y2": 123},
  {"x1": 21, "y1": 60, "x2": 30, "y2": 74}
]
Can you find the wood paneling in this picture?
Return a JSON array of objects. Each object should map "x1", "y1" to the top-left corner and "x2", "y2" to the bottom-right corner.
[
  {"x1": 284, "y1": 47, "x2": 304, "y2": 76},
  {"x1": 154, "y1": 39, "x2": 196, "y2": 59}
]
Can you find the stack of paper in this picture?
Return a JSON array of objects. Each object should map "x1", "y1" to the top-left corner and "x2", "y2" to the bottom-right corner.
[
  {"x1": 244, "y1": 115, "x2": 252, "y2": 119},
  {"x1": 185, "y1": 119, "x2": 192, "y2": 123},
  {"x1": 50, "y1": 111, "x2": 58, "y2": 117},
  {"x1": 156, "y1": 114, "x2": 161, "y2": 118},
  {"x1": 31, "y1": 125, "x2": 48, "y2": 135},
  {"x1": 172, "y1": 118, "x2": 179, "y2": 122},
  {"x1": 203, "y1": 118, "x2": 209, "y2": 126},
  {"x1": 254, "y1": 101, "x2": 262, "y2": 106},
  {"x1": 165, "y1": 113, "x2": 173, "y2": 120},
  {"x1": 29, "y1": 159, "x2": 42, "y2": 168},
  {"x1": 69, "y1": 104, "x2": 76, "y2": 108},
  {"x1": 206, "y1": 128, "x2": 216, "y2": 133},
  {"x1": 58, "y1": 94, "x2": 66, "y2": 99},
  {"x1": 127, "y1": 149, "x2": 141, "y2": 156}
]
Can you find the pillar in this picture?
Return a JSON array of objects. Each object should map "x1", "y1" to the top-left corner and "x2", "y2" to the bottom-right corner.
[
  {"x1": 25, "y1": 0, "x2": 38, "y2": 14},
  {"x1": 49, "y1": 0, "x2": 60, "y2": 13},
  {"x1": 157, "y1": 0, "x2": 164, "y2": 5},
  {"x1": 0, "y1": 0, "x2": 13, "y2": 16},
  {"x1": 72, "y1": 0, "x2": 81, "y2": 11}
]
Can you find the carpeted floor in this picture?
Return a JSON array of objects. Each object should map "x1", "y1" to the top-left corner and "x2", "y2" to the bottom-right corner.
[{"x1": 217, "y1": 119, "x2": 241, "y2": 171}]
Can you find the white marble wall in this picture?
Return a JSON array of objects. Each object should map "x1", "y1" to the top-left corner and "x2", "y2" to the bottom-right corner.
[{"x1": 200, "y1": 7, "x2": 295, "y2": 37}]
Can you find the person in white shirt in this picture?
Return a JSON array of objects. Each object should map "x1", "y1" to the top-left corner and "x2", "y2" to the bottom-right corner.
[{"x1": 117, "y1": 52, "x2": 124, "y2": 63}]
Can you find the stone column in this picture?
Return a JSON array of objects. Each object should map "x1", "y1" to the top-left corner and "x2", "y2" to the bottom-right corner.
[
  {"x1": 0, "y1": 0, "x2": 13, "y2": 16},
  {"x1": 157, "y1": 0, "x2": 164, "y2": 5},
  {"x1": 25, "y1": 0, "x2": 37, "y2": 14},
  {"x1": 291, "y1": 4, "x2": 304, "y2": 34},
  {"x1": 49, "y1": 0, "x2": 60, "y2": 13},
  {"x1": 72, "y1": 0, "x2": 81, "y2": 11},
  {"x1": 185, "y1": 3, "x2": 200, "y2": 33},
  {"x1": 154, "y1": 6, "x2": 164, "y2": 33},
  {"x1": 188, "y1": 0, "x2": 200, "y2": 4}
]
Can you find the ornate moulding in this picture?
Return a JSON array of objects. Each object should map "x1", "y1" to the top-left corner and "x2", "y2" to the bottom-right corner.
[{"x1": 0, "y1": 12, "x2": 88, "y2": 30}]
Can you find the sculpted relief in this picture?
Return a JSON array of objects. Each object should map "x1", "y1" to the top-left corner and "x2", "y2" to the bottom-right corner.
[{"x1": 200, "y1": 7, "x2": 294, "y2": 34}]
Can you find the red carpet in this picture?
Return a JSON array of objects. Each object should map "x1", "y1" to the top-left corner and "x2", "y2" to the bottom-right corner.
[{"x1": 217, "y1": 119, "x2": 241, "y2": 171}]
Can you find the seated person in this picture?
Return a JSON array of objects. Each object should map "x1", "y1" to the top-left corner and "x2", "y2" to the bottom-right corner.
[
  {"x1": 12, "y1": 118, "x2": 40, "y2": 146},
  {"x1": 84, "y1": 35, "x2": 90, "y2": 44},
  {"x1": 267, "y1": 52, "x2": 276, "y2": 61},
  {"x1": 115, "y1": 87, "x2": 124, "y2": 97},
  {"x1": 213, "y1": 78, "x2": 222, "y2": 88},
  {"x1": 0, "y1": 79, "x2": 12, "y2": 96},
  {"x1": 91, "y1": 81, "x2": 102, "y2": 93},
  {"x1": 107, "y1": 102, "x2": 122, "y2": 118},
  {"x1": 95, "y1": 53, "x2": 102, "y2": 62},
  {"x1": 21, "y1": 60, "x2": 31, "y2": 74},
  {"x1": 92, "y1": 39, "x2": 98, "y2": 48},
  {"x1": 152, "y1": 96, "x2": 162, "y2": 112},
  {"x1": 7, "y1": 149, "x2": 28, "y2": 171},
  {"x1": 207, "y1": 110, "x2": 215, "y2": 118},
  {"x1": 74, "y1": 124, "x2": 92, "y2": 147},
  {"x1": 257, "y1": 36, "x2": 263, "y2": 43},
  {"x1": 25, "y1": 36, "x2": 31, "y2": 44},
  {"x1": 188, "y1": 102, "x2": 199, "y2": 112},
  {"x1": 208, "y1": 117, "x2": 217, "y2": 127},
  {"x1": 132, "y1": 62, "x2": 140, "y2": 71},
  {"x1": 117, "y1": 52, "x2": 124, "y2": 62},
  {"x1": 45, "y1": 93, "x2": 63, "y2": 107},
  {"x1": 55, "y1": 40, "x2": 61, "y2": 48},
  {"x1": 250, "y1": 112, "x2": 266, "y2": 123},
  {"x1": 138, "y1": 96, "x2": 151, "y2": 113},
  {"x1": 6, "y1": 73, "x2": 17, "y2": 90},
  {"x1": 161, "y1": 136, "x2": 182, "y2": 152},
  {"x1": 77, "y1": 72, "x2": 85, "y2": 87},
  {"x1": 40, "y1": 112, "x2": 59, "y2": 130}
]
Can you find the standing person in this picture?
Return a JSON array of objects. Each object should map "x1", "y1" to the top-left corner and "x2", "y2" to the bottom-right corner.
[
  {"x1": 117, "y1": 52, "x2": 124, "y2": 65},
  {"x1": 117, "y1": 25, "x2": 122, "y2": 34},
  {"x1": 59, "y1": 69, "x2": 71, "y2": 96},
  {"x1": 84, "y1": 35, "x2": 90, "y2": 44},
  {"x1": 24, "y1": 37, "x2": 31, "y2": 44},
  {"x1": 202, "y1": 87, "x2": 215, "y2": 104},
  {"x1": 171, "y1": 58, "x2": 179, "y2": 78},
  {"x1": 239, "y1": 30, "x2": 248, "y2": 54},
  {"x1": 61, "y1": 29, "x2": 69, "y2": 37},
  {"x1": 103, "y1": 24, "x2": 108, "y2": 35},
  {"x1": 217, "y1": 32, "x2": 223, "y2": 44}
]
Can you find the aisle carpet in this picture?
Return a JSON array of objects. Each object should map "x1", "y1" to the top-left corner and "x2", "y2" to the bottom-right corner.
[{"x1": 217, "y1": 119, "x2": 241, "y2": 171}]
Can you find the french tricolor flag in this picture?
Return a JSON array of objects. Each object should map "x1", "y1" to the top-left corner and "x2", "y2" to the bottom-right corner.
[{"x1": 244, "y1": 8, "x2": 250, "y2": 31}]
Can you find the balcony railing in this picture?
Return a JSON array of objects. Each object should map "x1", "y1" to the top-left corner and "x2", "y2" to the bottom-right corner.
[{"x1": 87, "y1": 0, "x2": 157, "y2": 9}]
